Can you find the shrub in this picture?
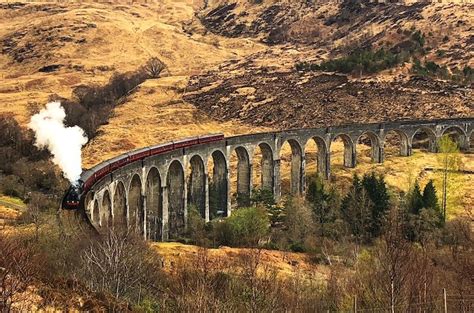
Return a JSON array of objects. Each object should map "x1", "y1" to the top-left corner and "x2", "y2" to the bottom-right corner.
[
  {"x1": 289, "y1": 242, "x2": 306, "y2": 253},
  {"x1": 411, "y1": 30, "x2": 425, "y2": 47},
  {"x1": 142, "y1": 57, "x2": 166, "y2": 79},
  {"x1": 281, "y1": 196, "x2": 315, "y2": 249},
  {"x1": 0, "y1": 235, "x2": 38, "y2": 312},
  {"x1": 412, "y1": 60, "x2": 472, "y2": 83},
  {"x1": 436, "y1": 49, "x2": 446, "y2": 57},
  {"x1": 212, "y1": 207, "x2": 270, "y2": 247},
  {"x1": 186, "y1": 206, "x2": 208, "y2": 245},
  {"x1": 0, "y1": 175, "x2": 24, "y2": 198},
  {"x1": 80, "y1": 229, "x2": 163, "y2": 302},
  {"x1": 297, "y1": 47, "x2": 406, "y2": 75},
  {"x1": 251, "y1": 188, "x2": 275, "y2": 208}
]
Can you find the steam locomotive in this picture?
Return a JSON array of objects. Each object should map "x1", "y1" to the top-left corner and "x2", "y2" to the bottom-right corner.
[{"x1": 61, "y1": 134, "x2": 225, "y2": 211}]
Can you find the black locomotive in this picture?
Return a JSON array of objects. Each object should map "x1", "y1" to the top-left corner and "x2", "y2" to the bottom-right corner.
[{"x1": 61, "y1": 182, "x2": 83, "y2": 210}]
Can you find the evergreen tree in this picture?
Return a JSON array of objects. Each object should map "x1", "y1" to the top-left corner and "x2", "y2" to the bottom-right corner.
[
  {"x1": 251, "y1": 188, "x2": 281, "y2": 227},
  {"x1": 251, "y1": 188, "x2": 275, "y2": 208},
  {"x1": 422, "y1": 180, "x2": 438, "y2": 211},
  {"x1": 422, "y1": 180, "x2": 443, "y2": 226},
  {"x1": 408, "y1": 181, "x2": 424, "y2": 215},
  {"x1": 362, "y1": 173, "x2": 390, "y2": 238},
  {"x1": 306, "y1": 175, "x2": 332, "y2": 237},
  {"x1": 341, "y1": 174, "x2": 373, "y2": 243},
  {"x1": 404, "y1": 180, "x2": 443, "y2": 242}
]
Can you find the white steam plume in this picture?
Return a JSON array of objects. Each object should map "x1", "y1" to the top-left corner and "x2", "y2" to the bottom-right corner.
[{"x1": 28, "y1": 101, "x2": 88, "y2": 185}]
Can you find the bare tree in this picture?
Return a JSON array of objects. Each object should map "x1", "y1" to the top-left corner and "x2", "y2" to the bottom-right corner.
[
  {"x1": 23, "y1": 192, "x2": 49, "y2": 242},
  {"x1": 0, "y1": 236, "x2": 37, "y2": 312},
  {"x1": 351, "y1": 208, "x2": 420, "y2": 311},
  {"x1": 437, "y1": 135, "x2": 462, "y2": 222},
  {"x1": 236, "y1": 249, "x2": 280, "y2": 312},
  {"x1": 142, "y1": 57, "x2": 167, "y2": 79},
  {"x1": 80, "y1": 229, "x2": 162, "y2": 303}
]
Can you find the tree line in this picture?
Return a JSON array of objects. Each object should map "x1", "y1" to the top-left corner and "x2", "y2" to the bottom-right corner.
[{"x1": 1, "y1": 133, "x2": 471, "y2": 311}]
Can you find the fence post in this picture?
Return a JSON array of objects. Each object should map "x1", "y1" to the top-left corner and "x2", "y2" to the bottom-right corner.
[
  {"x1": 391, "y1": 281, "x2": 395, "y2": 313},
  {"x1": 443, "y1": 288, "x2": 447, "y2": 313}
]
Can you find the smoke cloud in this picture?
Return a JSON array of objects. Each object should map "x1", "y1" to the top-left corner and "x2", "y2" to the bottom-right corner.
[{"x1": 28, "y1": 101, "x2": 88, "y2": 185}]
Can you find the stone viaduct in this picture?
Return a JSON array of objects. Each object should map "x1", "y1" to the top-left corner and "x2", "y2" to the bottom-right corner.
[{"x1": 82, "y1": 118, "x2": 473, "y2": 241}]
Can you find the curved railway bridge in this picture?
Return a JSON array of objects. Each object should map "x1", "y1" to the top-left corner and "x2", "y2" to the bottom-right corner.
[{"x1": 76, "y1": 118, "x2": 473, "y2": 241}]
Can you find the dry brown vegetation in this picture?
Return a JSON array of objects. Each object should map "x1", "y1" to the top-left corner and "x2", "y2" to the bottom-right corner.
[
  {"x1": 0, "y1": 1, "x2": 473, "y2": 310},
  {"x1": 0, "y1": 0, "x2": 266, "y2": 167},
  {"x1": 1, "y1": 0, "x2": 472, "y2": 166}
]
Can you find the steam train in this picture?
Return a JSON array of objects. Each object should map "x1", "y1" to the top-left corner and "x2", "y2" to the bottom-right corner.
[{"x1": 61, "y1": 134, "x2": 225, "y2": 211}]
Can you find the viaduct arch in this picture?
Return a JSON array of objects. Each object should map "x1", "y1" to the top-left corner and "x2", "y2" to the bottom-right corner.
[{"x1": 83, "y1": 118, "x2": 473, "y2": 241}]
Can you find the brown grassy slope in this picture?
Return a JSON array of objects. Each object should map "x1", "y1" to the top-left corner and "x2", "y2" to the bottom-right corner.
[
  {"x1": 184, "y1": 69, "x2": 472, "y2": 129},
  {"x1": 82, "y1": 77, "x2": 263, "y2": 167},
  {"x1": 153, "y1": 241, "x2": 329, "y2": 282},
  {"x1": 185, "y1": 3, "x2": 474, "y2": 128},
  {"x1": 201, "y1": 1, "x2": 474, "y2": 71},
  {"x1": 0, "y1": 0, "x2": 264, "y2": 118},
  {"x1": 0, "y1": 1, "x2": 266, "y2": 167},
  {"x1": 1, "y1": 1, "x2": 472, "y2": 165}
]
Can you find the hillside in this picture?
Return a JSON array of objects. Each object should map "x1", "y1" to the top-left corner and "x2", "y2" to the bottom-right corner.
[
  {"x1": 186, "y1": 0, "x2": 473, "y2": 128},
  {"x1": 0, "y1": 0, "x2": 267, "y2": 167},
  {"x1": 0, "y1": 0, "x2": 472, "y2": 216},
  {"x1": 0, "y1": 2, "x2": 473, "y2": 311},
  {"x1": 0, "y1": 0, "x2": 472, "y2": 166}
]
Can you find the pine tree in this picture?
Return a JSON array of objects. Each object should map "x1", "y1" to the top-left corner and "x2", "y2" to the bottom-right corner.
[
  {"x1": 306, "y1": 175, "x2": 333, "y2": 237},
  {"x1": 362, "y1": 173, "x2": 390, "y2": 238},
  {"x1": 403, "y1": 181, "x2": 424, "y2": 242},
  {"x1": 408, "y1": 181, "x2": 424, "y2": 215},
  {"x1": 422, "y1": 180, "x2": 438, "y2": 210},
  {"x1": 422, "y1": 180, "x2": 443, "y2": 226},
  {"x1": 341, "y1": 174, "x2": 373, "y2": 243}
]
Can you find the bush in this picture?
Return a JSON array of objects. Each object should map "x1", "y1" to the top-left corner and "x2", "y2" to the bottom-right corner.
[
  {"x1": 412, "y1": 60, "x2": 471, "y2": 83},
  {"x1": 289, "y1": 242, "x2": 306, "y2": 253},
  {"x1": 0, "y1": 175, "x2": 24, "y2": 198},
  {"x1": 80, "y1": 229, "x2": 163, "y2": 302},
  {"x1": 411, "y1": 30, "x2": 425, "y2": 47},
  {"x1": 212, "y1": 207, "x2": 270, "y2": 247},
  {"x1": 251, "y1": 188, "x2": 275, "y2": 208},
  {"x1": 0, "y1": 113, "x2": 67, "y2": 203},
  {"x1": 280, "y1": 196, "x2": 315, "y2": 249},
  {"x1": 297, "y1": 47, "x2": 406, "y2": 75},
  {"x1": 436, "y1": 49, "x2": 446, "y2": 57},
  {"x1": 186, "y1": 206, "x2": 208, "y2": 245},
  {"x1": 0, "y1": 235, "x2": 38, "y2": 311},
  {"x1": 142, "y1": 57, "x2": 166, "y2": 79}
]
